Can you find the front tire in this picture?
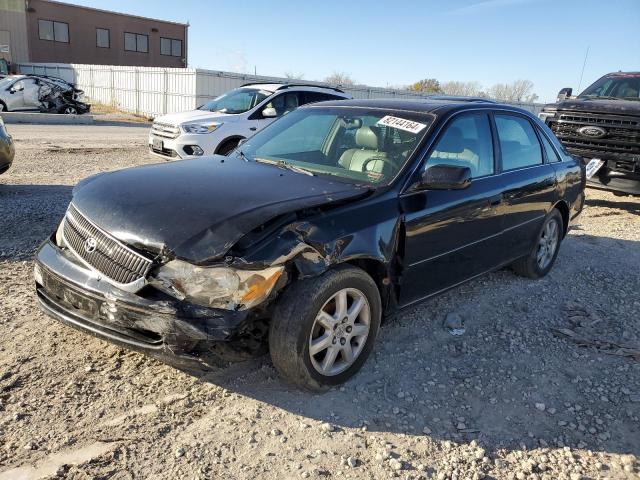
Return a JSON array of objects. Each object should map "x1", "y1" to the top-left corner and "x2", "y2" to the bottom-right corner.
[
  {"x1": 269, "y1": 265, "x2": 381, "y2": 392},
  {"x1": 512, "y1": 209, "x2": 563, "y2": 279}
]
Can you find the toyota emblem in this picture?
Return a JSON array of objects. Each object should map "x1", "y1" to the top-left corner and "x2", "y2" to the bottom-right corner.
[
  {"x1": 84, "y1": 237, "x2": 98, "y2": 253},
  {"x1": 577, "y1": 126, "x2": 607, "y2": 139}
]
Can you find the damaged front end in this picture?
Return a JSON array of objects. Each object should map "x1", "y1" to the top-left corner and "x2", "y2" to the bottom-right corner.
[
  {"x1": 35, "y1": 154, "x2": 403, "y2": 366},
  {"x1": 34, "y1": 219, "x2": 285, "y2": 367}
]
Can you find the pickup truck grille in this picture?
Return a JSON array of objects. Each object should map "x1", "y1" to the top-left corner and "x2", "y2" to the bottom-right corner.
[
  {"x1": 151, "y1": 121, "x2": 180, "y2": 139},
  {"x1": 548, "y1": 112, "x2": 640, "y2": 158},
  {"x1": 63, "y1": 204, "x2": 153, "y2": 287}
]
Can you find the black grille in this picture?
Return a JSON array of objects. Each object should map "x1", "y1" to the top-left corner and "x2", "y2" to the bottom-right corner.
[
  {"x1": 63, "y1": 204, "x2": 153, "y2": 286},
  {"x1": 548, "y1": 111, "x2": 640, "y2": 158}
]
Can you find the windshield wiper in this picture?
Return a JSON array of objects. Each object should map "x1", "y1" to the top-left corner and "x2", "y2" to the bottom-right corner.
[{"x1": 254, "y1": 157, "x2": 315, "y2": 176}]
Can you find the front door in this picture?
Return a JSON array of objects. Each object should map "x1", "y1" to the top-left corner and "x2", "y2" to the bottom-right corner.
[{"x1": 399, "y1": 112, "x2": 505, "y2": 306}]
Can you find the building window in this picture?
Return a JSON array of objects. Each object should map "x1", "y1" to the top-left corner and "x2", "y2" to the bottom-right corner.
[
  {"x1": 39, "y1": 19, "x2": 69, "y2": 43},
  {"x1": 160, "y1": 37, "x2": 182, "y2": 57},
  {"x1": 124, "y1": 32, "x2": 148, "y2": 53},
  {"x1": 96, "y1": 28, "x2": 110, "y2": 48}
]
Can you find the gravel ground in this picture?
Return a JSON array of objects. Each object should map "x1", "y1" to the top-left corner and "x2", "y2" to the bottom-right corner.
[{"x1": 0, "y1": 124, "x2": 638, "y2": 480}]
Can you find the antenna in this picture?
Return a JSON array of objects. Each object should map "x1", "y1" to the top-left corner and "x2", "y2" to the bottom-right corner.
[{"x1": 577, "y1": 46, "x2": 590, "y2": 93}]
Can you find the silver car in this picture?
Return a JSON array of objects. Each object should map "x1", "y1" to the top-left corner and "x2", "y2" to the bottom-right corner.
[{"x1": 0, "y1": 75, "x2": 41, "y2": 112}]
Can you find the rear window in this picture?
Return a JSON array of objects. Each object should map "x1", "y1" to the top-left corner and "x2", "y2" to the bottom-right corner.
[{"x1": 495, "y1": 114, "x2": 543, "y2": 171}]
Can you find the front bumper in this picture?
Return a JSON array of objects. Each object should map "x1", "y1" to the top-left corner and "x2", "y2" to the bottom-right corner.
[
  {"x1": 148, "y1": 131, "x2": 223, "y2": 160},
  {"x1": 559, "y1": 144, "x2": 640, "y2": 195},
  {"x1": 34, "y1": 240, "x2": 262, "y2": 364},
  {"x1": 587, "y1": 168, "x2": 640, "y2": 195}
]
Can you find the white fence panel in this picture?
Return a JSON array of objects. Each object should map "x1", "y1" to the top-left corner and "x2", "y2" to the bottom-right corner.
[{"x1": 16, "y1": 63, "x2": 543, "y2": 117}]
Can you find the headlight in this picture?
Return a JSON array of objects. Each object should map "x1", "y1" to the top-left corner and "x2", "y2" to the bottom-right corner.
[
  {"x1": 181, "y1": 122, "x2": 222, "y2": 134},
  {"x1": 538, "y1": 111, "x2": 556, "y2": 122},
  {"x1": 150, "y1": 260, "x2": 284, "y2": 310}
]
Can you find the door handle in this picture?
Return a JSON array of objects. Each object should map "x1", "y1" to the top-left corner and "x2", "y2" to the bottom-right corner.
[{"x1": 249, "y1": 127, "x2": 257, "y2": 131}]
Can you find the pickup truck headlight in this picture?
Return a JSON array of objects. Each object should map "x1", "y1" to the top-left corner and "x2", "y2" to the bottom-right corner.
[
  {"x1": 538, "y1": 111, "x2": 556, "y2": 122},
  {"x1": 181, "y1": 122, "x2": 222, "y2": 134},
  {"x1": 150, "y1": 260, "x2": 284, "y2": 310}
]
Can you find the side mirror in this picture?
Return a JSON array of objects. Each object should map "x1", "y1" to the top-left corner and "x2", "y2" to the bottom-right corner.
[
  {"x1": 420, "y1": 165, "x2": 472, "y2": 190},
  {"x1": 557, "y1": 87, "x2": 572, "y2": 102},
  {"x1": 262, "y1": 107, "x2": 277, "y2": 118}
]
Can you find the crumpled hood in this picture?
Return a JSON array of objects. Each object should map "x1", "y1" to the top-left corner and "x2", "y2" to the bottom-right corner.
[
  {"x1": 71, "y1": 157, "x2": 367, "y2": 263},
  {"x1": 153, "y1": 109, "x2": 233, "y2": 125},
  {"x1": 545, "y1": 98, "x2": 640, "y2": 115}
]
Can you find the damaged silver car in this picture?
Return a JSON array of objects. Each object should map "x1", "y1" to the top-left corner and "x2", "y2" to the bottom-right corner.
[{"x1": 34, "y1": 99, "x2": 584, "y2": 390}]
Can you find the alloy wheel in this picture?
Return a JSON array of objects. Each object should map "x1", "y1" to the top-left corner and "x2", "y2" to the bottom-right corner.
[
  {"x1": 308, "y1": 288, "x2": 371, "y2": 376},
  {"x1": 537, "y1": 219, "x2": 559, "y2": 269},
  {"x1": 64, "y1": 106, "x2": 77, "y2": 114}
]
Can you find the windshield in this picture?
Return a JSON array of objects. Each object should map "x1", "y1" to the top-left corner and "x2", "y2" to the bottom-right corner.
[
  {"x1": 198, "y1": 87, "x2": 272, "y2": 114},
  {"x1": 237, "y1": 107, "x2": 434, "y2": 186},
  {"x1": 579, "y1": 75, "x2": 640, "y2": 101},
  {"x1": 0, "y1": 77, "x2": 16, "y2": 90}
]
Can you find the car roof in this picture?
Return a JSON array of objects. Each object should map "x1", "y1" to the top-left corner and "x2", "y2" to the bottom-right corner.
[
  {"x1": 303, "y1": 98, "x2": 531, "y2": 116},
  {"x1": 241, "y1": 82, "x2": 347, "y2": 95}
]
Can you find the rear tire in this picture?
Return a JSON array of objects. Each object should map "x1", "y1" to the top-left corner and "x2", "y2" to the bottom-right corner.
[
  {"x1": 217, "y1": 139, "x2": 240, "y2": 156},
  {"x1": 512, "y1": 209, "x2": 563, "y2": 279},
  {"x1": 269, "y1": 265, "x2": 381, "y2": 392}
]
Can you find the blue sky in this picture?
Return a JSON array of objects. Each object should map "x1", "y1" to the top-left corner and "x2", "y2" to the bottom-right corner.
[{"x1": 66, "y1": 0, "x2": 639, "y2": 102}]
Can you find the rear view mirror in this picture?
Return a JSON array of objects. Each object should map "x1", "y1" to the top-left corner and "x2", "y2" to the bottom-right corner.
[
  {"x1": 557, "y1": 87, "x2": 572, "y2": 102},
  {"x1": 262, "y1": 107, "x2": 277, "y2": 118},
  {"x1": 420, "y1": 165, "x2": 472, "y2": 190}
]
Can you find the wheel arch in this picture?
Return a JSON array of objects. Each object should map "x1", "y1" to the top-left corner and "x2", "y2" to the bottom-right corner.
[
  {"x1": 342, "y1": 257, "x2": 394, "y2": 315},
  {"x1": 0, "y1": 100, "x2": 7, "y2": 112},
  {"x1": 214, "y1": 136, "x2": 245, "y2": 155},
  {"x1": 552, "y1": 200, "x2": 570, "y2": 238}
]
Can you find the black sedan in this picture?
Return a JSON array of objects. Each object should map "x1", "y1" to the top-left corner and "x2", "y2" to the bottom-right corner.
[
  {"x1": 34, "y1": 99, "x2": 585, "y2": 391},
  {"x1": 0, "y1": 116, "x2": 14, "y2": 175}
]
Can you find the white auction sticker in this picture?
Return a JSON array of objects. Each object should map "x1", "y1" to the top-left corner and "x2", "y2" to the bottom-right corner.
[
  {"x1": 585, "y1": 158, "x2": 605, "y2": 179},
  {"x1": 376, "y1": 116, "x2": 427, "y2": 134}
]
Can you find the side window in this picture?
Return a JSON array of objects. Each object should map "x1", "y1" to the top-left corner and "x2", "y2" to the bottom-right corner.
[
  {"x1": 426, "y1": 113, "x2": 494, "y2": 178},
  {"x1": 539, "y1": 132, "x2": 561, "y2": 163},
  {"x1": 301, "y1": 92, "x2": 342, "y2": 104},
  {"x1": 495, "y1": 114, "x2": 543, "y2": 171},
  {"x1": 265, "y1": 93, "x2": 299, "y2": 117}
]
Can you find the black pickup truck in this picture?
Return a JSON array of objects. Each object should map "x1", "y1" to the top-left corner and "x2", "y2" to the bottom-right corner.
[{"x1": 539, "y1": 72, "x2": 640, "y2": 195}]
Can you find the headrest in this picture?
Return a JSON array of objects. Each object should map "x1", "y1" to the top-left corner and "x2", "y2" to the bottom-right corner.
[
  {"x1": 436, "y1": 126, "x2": 464, "y2": 154},
  {"x1": 355, "y1": 127, "x2": 379, "y2": 150}
]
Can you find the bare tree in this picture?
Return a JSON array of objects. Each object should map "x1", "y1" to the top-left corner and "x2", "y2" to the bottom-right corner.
[
  {"x1": 440, "y1": 80, "x2": 484, "y2": 97},
  {"x1": 487, "y1": 79, "x2": 538, "y2": 103},
  {"x1": 284, "y1": 71, "x2": 305, "y2": 80},
  {"x1": 407, "y1": 78, "x2": 442, "y2": 94},
  {"x1": 324, "y1": 72, "x2": 355, "y2": 86}
]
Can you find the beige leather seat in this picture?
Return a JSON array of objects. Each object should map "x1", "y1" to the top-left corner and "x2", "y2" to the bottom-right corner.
[{"x1": 338, "y1": 127, "x2": 387, "y2": 175}]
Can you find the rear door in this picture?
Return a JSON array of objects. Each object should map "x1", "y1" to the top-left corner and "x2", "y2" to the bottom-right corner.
[
  {"x1": 399, "y1": 111, "x2": 506, "y2": 306},
  {"x1": 492, "y1": 112, "x2": 558, "y2": 260}
]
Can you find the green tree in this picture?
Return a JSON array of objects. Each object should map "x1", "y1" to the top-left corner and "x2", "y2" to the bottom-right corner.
[{"x1": 408, "y1": 78, "x2": 442, "y2": 94}]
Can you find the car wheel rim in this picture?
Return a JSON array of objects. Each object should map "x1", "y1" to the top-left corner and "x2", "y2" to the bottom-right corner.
[
  {"x1": 537, "y1": 219, "x2": 559, "y2": 270},
  {"x1": 65, "y1": 107, "x2": 76, "y2": 114},
  {"x1": 308, "y1": 288, "x2": 371, "y2": 377}
]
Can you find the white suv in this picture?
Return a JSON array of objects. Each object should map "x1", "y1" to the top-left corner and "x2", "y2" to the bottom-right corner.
[{"x1": 149, "y1": 83, "x2": 350, "y2": 159}]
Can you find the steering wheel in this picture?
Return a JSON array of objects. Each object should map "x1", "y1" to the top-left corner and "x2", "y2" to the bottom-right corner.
[{"x1": 362, "y1": 156, "x2": 398, "y2": 175}]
